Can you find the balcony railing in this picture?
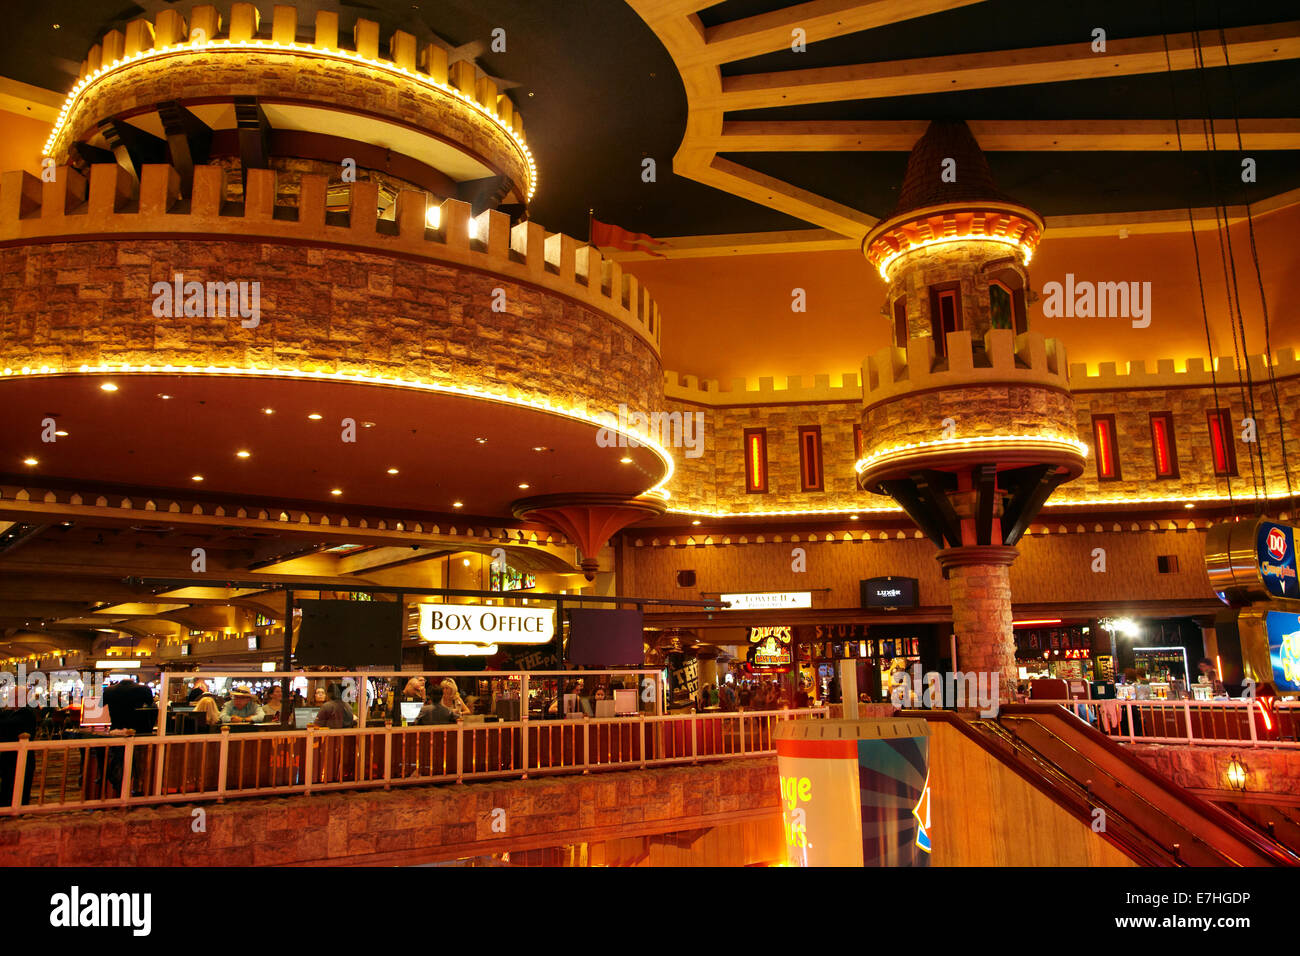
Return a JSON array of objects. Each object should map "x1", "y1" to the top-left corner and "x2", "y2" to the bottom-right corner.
[{"x1": 1048, "y1": 697, "x2": 1300, "y2": 749}]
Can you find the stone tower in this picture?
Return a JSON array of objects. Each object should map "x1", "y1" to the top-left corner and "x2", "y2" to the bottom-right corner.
[{"x1": 857, "y1": 121, "x2": 1086, "y2": 698}]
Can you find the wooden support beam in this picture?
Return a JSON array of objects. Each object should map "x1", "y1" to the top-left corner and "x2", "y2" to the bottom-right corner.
[
  {"x1": 703, "y1": 0, "x2": 983, "y2": 65},
  {"x1": 1001, "y1": 465, "x2": 1059, "y2": 547},
  {"x1": 158, "y1": 101, "x2": 213, "y2": 196},
  {"x1": 97, "y1": 119, "x2": 167, "y2": 184},
  {"x1": 974, "y1": 464, "x2": 997, "y2": 547},
  {"x1": 716, "y1": 118, "x2": 1300, "y2": 151},
  {"x1": 234, "y1": 96, "x2": 272, "y2": 188},
  {"x1": 718, "y1": 20, "x2": 1300, "y2": 110}
]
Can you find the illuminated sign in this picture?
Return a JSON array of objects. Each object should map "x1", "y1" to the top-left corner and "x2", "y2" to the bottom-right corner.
[
  {"x1": 722, "y1": 591, "x2": 812, "y2": 610},
  {"x1": 748, "y1": 626, "x2": 793, "y2": 672},
  {"x1": 417, "y1": 604, "x2": 554, "y2": 656},
  {"x1": 1266, "y1": 611, "x2": 1300, "y2": 693},
  {"x1": 1259, "y1": 522, "x2": 1299, "y2": 599},
  {"x1": 861, "y1": 577, "x2": 919, "y2": 609}
]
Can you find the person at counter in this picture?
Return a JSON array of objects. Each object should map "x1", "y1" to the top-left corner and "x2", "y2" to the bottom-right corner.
[
  {"x1": 311, "y1": 683, "x2": 356, "y2": 729},
  {"x1": 417, "y1": 691, "x2": 457, "y2": 725},
  {"x1": 1196, "y1": 658, "x2": 1226, "y2": 696},
  {"x1": 220, "y1": 686, "x2": 264, "y2": 724},
  {"x1": 103, "y1": 676, "x2": 155, "y2": 733},
  {"x1": 186, "y1": 679, "x2": 209, "y2": 703},
  {"x1": 402, "y1": 677, "x2": 427, "y2": 702},
  {"x1": 262, "y1": 685, "x2": 286, "y2": 722},
  {"x1": 193, "y1": 694, "x2": 221, "y2": 732}
]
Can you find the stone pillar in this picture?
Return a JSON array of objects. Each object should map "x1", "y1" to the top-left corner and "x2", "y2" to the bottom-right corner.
[{"x1": 937, "y1": 546, "x2": 1018, "y2": 702}]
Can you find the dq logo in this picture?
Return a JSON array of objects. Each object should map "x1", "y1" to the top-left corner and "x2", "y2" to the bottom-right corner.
[{"x1": 1267, "y1": 527, "x2": 1289, "y2": 562}]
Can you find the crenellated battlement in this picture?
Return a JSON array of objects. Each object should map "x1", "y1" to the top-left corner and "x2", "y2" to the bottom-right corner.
[
  {"x1": 49, "y1": 2, "x2": 533, "y2": 199},
  {"x1": 863, "y1": 328, "x2": 1069, "y2": 408},
  {"x1": 1068, "y1": 349, "x2": 1300, "y2": 391},
  {"x1": 663, "y1": 370, "x2": 862, "y2": 406},
  {"x1": 0, "y1": 163, "x2": 660, "y2": 351}
]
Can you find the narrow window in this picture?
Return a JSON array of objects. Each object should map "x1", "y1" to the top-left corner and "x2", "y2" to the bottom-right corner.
[
  {"x1": 1091, "y1": 414, "x2": 1121, "y2": 481},
  {"x1": 853, "y1": 424, "x2": 864, "y2": 462},
  {"x1": 798, "y1": 426, "x2": 824, "y2": 492},
  {"x1": 928, "y1": 283, "x2": 962, "y2": 357},
  {"x1": 1157, "y1": 555, "x2": 1180, "y2": 574},
  {"x1": 988, "y1": 281, "x2": 1013, "y2": 331},
  {"x1": 893, "y1": 297, "x2": 908, "y2": 346},
  {"x1": 1207, "y1": 409, "x2": 1237, "y2": 477},
  {"x1": 1149, "y1": 412, "x2": 1179, "y2": 479},
  {"x1": 743, "y1": 428, "x2": 768, "y2": 493}
]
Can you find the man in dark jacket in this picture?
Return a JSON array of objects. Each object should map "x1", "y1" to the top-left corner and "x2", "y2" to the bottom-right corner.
[{"x1": 103, "y1": 677, "x2": 155, "y2": 732}]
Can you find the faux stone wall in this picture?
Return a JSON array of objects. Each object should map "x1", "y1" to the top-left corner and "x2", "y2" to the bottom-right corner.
[
  {"x1": 886, "y1": 240, "x2": 1031, "y2": 345},
  {"x1": 946, "y1": 560, "x2": 1017, "y2": 697},
  {"x1": 0, "y1": 237, "x2": 662, "y2": 419},
  {"x1": 1128, "y1": 743, "x2": 1300, "y2": 801},
  {"x1": 0, "y1": 759, "x2": 779, "y2": 866},
  {"x1": 861, "y1": 381, "x2": 1077, "y2": 453}
]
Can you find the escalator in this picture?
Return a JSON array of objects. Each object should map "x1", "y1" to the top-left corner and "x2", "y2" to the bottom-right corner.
[{"x1": 983, "y1": 703, "x2": 1297, "y2": 867}]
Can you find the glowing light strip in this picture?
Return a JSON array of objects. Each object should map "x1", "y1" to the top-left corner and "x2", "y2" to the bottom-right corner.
[
  {"x1": 0, "y1": 364, "x2": 672, "y2": 493},
  {"x1": 43, "y1": 39, "x2": 537, "y2": 201},
  {"x1": 873, "y1": 232, "x2": 1033, "y2": 281},
  {"x1": 854, "y1": 434, "x2": 1089, "y2": 475}
]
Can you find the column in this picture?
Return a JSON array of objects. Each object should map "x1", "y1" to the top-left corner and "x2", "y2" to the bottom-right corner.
[{"x1": 937, "y1": 545, "x2": 1019, "y2": 702}]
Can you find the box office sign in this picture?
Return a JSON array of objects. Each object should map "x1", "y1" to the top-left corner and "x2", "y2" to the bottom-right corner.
[
  {"x1": 721, "y1": 591, "x2": 812, "y2": 610},
  {"x1": 417, "y1": 604, "x2": 554, "y2": 656}
]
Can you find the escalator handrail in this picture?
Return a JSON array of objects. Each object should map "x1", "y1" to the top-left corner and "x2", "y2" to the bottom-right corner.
[
  {"x1": 1003, "y1": 703, "x2": 1298, "y2": 866},
  {"x1": 916, "y1": 710, "x2": 1175, "y2": 866}
]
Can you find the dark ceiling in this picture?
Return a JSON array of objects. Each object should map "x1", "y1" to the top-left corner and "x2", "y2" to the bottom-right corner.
[{"x1": 1, "y1": 0, "x2": 1297, "y2": 235}]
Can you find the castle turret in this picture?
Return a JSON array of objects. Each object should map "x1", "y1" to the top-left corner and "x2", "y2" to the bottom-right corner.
[{"x1": 858, "y1": 121, "x2": 1085, "y2": 698}]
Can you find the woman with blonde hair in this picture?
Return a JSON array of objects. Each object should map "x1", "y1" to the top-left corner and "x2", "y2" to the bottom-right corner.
[
  {"x1": 193, "y1": 693, "x2": 221, "y2": 732},
  {"x1": 440, "y1": 678, "x2": 470, "y2": 717}
]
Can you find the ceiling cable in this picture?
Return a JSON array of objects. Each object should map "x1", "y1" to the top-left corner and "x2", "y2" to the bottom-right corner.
[
  {"x1": 1214, "y1": 5, "x2": 1297, "y2": 516},
  {"x1": 1159, "y1": 7, "x2": 1236, "y2": 519},
  {"x1": 1187, "y1": 22, "x2": 1266, "y2": 511}
]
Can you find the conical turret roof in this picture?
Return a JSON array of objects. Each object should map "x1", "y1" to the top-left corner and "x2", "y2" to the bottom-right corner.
[{"x1": 887, "y1": 120, "x2": 1021, "y2": 220}]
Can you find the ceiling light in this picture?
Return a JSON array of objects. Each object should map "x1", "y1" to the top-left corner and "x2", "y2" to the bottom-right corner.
[
  {"x1": 362, "y1": 421, "x2": 375, "y2": 428},
  {"x1": 1184, "y1": 503, "x2": 1195, "y2": 509},
  {"x1": 54, "y1": 430, "x2": 68, "y2": 437},
  {"x1": 426, "y1": 205, "x2": 441, "y2": 230},
  {"x1": 191, "y1": 475, "x2": 203, "y2": 482},
  {"x1": 22, "y1": 457, "x2": 37, "y2": 466},
  {"x1": 518, "y1": 483, "x2": 529, "y2": 489},
  {"x1": 236, "y1": 450, "x2": 251, "y2": 458},
  {"x1": 100, "y1": 382, "x2": 118, "y2": 392},
  {"x1": 307, "y1": 413, "x2": 323, "y2": 420},
  {"x1": 620, "y1": 457, "x2": 633, "y2": 464},
  {"x1": 262, "y1": 408, "x2": 274, "y2": 415},
  {"x1": 158, "y1": 393, "x2": 172, "y2": 400},
  {"x1": 462, "y1": 558, "x2": 471, "y2": 566},
  {"x1": 533, "y1": 446, "x2": 548, "y2": 452},
  {"x1": 475, "y1": 437, "x2": 488, "y2": 444},
  {"x1": 691, "y1": 519, "x2": 701, "y2": 525},
  {"x1": 330, "y1": 489, "x2": 343, "y2": 496},
  {"x1": 387, "y1": 467, "x2": 399, "y2": 475},
  {"x1": 452, "y1": 501, "x2": 464, "y2": 508},
  {"x1": 850, "y1": 514, "x2": 859, "y2": 520}
]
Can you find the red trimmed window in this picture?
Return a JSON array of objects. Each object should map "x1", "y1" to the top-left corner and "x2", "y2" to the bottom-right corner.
[
  {"x1": 743, "y1": 428, "x2": 768, "y2": 493},
  {"x1": 1207, "y1": 409, "x2": 1238, "y2": 477},
  {"x1": 928, "y1": 283, "x2": 962, "y2": 357},
  {"x1": 798, "y1": 426, "x2": 824, "y2": 492},
  {"x1": 1149, "y1": 412, "x2": 1179, "y2": 479},
  {"x1": 1091, "y1": 414, "x2": 1121, "y2": 481}
]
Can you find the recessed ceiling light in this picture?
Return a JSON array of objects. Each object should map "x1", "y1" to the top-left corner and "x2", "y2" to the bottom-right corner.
[
  {"x1": 100, "y1": 382, "x2": 118, "y2": 392},
  {"x1": 307, "y1": 413, "x2": 323, "y2": 421},
  {"x1": 191, "y1": 475, "x2": 203, "y2": 482},
  {"x1": 1184, "y1": 503, "x2": 1195, "y2": 509},
  {"x1": 362, "y1": 421, "x2": 375, "y2": 428},
  {"x1": 850, "y1": 514, "x2": 859, "y2": 520},
  {"x1": 386, "y1": 467, "x2": 399, "y2": 475},
  {"x1": 158, "y1": 393, "x2": 172, "y2": 400},
  {"x1": 691, "y1": 519, "x2": 700, "y2": 525},
  {"x1": 262, "y1": 407, "x2": 274, "y2": 415},
  {"x1": 533, "y1": 446, "x2": 549, "y2": 452},
  {"x1": 452, "y1": 501, "x2": 464, "y2": 508},
  {"x1": 236, "y1": 450, "x2": 251, "y2": 458},
  {"x1": 518, "y1": 483, "x2": 530, "y2": 489},
  {"x1": 619, "y1": 457, "x2": 633, "y2": 464},
  {"x1": 475, "y1": 437, "x2": 488, "y2": 444},
  {"x1": 22, "y1": 457, "x2": 37, "y2": 466},
  {"x1": 54, "y1": 430, "x2": 68, "y2": 437},
  {"x1": 330, "y1": 488, "x2": 343, "y2": 496}
]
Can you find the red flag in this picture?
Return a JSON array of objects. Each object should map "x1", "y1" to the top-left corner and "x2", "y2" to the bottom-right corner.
[{"x1": 590, "y1": 217, "x2": 667, "y2": 256}]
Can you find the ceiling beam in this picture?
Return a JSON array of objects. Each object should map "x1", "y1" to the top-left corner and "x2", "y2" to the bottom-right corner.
[
  {"x1": 701, "y1": 0, "x2": 985, "y2": 65},
  {"x1": 698, "y1": 154, "x2": 875, "y2": 236},
  {"x1": 716, "y1": 118, "x2": 1300, "y2": 151},
  {"x1": 718, "y1": 20, "x2": 1300, "y2": 110}
]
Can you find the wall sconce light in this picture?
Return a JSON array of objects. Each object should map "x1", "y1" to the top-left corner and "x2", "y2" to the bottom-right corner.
[{"x1": 1224, "y1": 753, "x2": 1248, "y2": 792}]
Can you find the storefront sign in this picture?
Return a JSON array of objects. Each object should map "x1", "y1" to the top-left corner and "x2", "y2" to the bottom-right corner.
[
  {"x1": 721, "y1": 591, "x2": 812, "y2": 610},
  {"x1": 1266, "y1": 611, "x2": 1300, "y2": 692},
  {"x1": 1259, "y1": 522, "x2": 1299, "y2": 599},
  {"x1": 417, "y1": 603, "x2": 554, "y2": 656},
  {"x1": 861, "y1": 577, "x2": 919, "y2": 609},
  {"x1": 748, "y1": 626, "x2": 793, "y2": 672},
  {"x1": 812, "y1": 623, "x2": 869, "y2": 641}
]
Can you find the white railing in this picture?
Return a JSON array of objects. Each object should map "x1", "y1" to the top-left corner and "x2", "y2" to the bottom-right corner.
[
  {"x1": 0, "y1": 704, "x2": 827, "y2": 816},
  {"x1": 1039, "y1": 697, "x2": 1300, "y2": 749}
]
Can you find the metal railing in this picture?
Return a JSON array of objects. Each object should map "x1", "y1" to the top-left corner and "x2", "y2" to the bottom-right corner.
[
  {"x1": 1043, "y1": 697, "x2": 1300, "y2": 749},
  {"x1": 0, "y1": 666, "x2": 825, "y2": 815}
]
